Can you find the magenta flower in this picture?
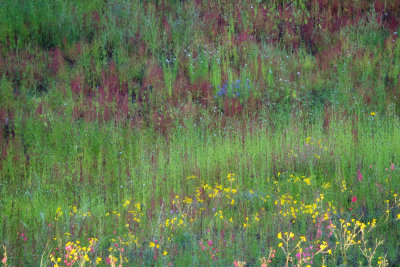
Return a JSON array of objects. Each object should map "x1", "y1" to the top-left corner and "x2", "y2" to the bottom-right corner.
[
  {"x1": 352, "y1": 196, "x2": 357, "y2": 203},
  {"x1": 357, "y1": 170, "x2": 363, "y2": 181}
]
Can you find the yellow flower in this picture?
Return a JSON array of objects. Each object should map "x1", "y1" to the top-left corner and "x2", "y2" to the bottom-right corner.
[
  {"x1": 149, "y1": 242, "x2": 155, "y2": 248},
  {"x1": 183, "y1": 197, "x2": 193, "y2": 205},
  {"x1": 96, "y1": 257, "x2": 102, "y2": 264},
  {"x1": 300, "y1": 236, "x2": 306, "y2": 242},
  {"x1": 277, "y1": 232, "x2": 282, "y2": 239},
  {"x1": 163, "y1": 251, "x2": 168, "y2": 256},
  {"x1": 278, "y1": 243, "x2": 283, "y2": 247},
  {"x1": 370, "y1": 112, "x2": 376, "y2": 116}
]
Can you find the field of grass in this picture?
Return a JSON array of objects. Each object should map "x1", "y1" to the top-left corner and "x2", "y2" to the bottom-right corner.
[{"x1": 1, "y1": 0, "x2": 400, "y2": 266}]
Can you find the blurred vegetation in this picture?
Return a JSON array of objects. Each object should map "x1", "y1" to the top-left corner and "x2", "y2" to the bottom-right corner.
[{"x1": 1, "y1": 0, "x2": 400, "y2": 266}]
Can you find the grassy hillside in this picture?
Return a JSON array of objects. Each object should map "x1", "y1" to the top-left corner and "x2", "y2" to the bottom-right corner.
[{"x1": 1, "y1": 0, "x2": 400, "y2": 266}]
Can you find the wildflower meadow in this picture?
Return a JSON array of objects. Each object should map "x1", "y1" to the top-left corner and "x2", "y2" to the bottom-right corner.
[{"x1": 1, "y1": 0, "x2": 400, "y2": 266}]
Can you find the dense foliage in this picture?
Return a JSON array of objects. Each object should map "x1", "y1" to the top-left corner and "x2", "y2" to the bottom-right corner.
[{"x1": 1, "y1": 0, "x2": 400, "y2": 266}]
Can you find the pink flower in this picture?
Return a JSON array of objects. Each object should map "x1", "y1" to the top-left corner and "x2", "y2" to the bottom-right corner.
[
  {"x1": 208, "y1": 240, "x2": 213, "y2": 246},
  {"x1": 357, "y1": 170, "x2": 363, "y2": 181},
  {"x1": 391, "y1": 163, "x2": 394, "y2": 170},
  {"x1": 234, "y1": 261, "x2": 239, "y2": 267},
  {"x1": 113, "y1": 230, "x2": 116, "y2": 234},
  {"x1": 168, "y1": 263, "x2": 172, "y2": 266},
  {"x1": 352, "y1": 196, "x2": 357, "y2": 203}
]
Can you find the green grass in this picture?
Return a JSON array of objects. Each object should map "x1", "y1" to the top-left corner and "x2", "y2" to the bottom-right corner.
[
  {"x1": 1, "y1": 0, "x2": 400, "y2": 266},
  {"x1": 1, "y1": 114, "x2": 400, "y2": 265}
]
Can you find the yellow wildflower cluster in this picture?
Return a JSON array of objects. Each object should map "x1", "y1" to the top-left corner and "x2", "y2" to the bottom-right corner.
[
  {"x1": 194, "y1": 178, "x2": 239, "y2": 206},
  {"x1": 163, "y1": 213, "x2": 187, "y2": 231},
  {"x1": 341, "y1": 180, "x2": 347, "y2": 192},
  {"x1": 127, "y1": 202, "x2": 143, "y2": 224},
  {"x1": 50, "y1": 238, "x2": 98, "y2": 266},
  {"x1": 321, "y1": 182, "x2": 331, "y2": 189},
  {"x1": 149, "y1": 242, "x2": 159, "y2": 248},
  {"x1": 288, "y1": 174, "x2": 312, "y2": 186},
  {"x1": 65, "y1": 205, "x2": 92, "y2": 217},
  {"x1": 227, "y1": 173, "x2": 236, "y2": 182},
  {"x1": 183, "y1": 196, "x2": 193, "y2": 205},
  {"x1": 55, "y1": 206, "x2": 63, "y2": 221}
]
